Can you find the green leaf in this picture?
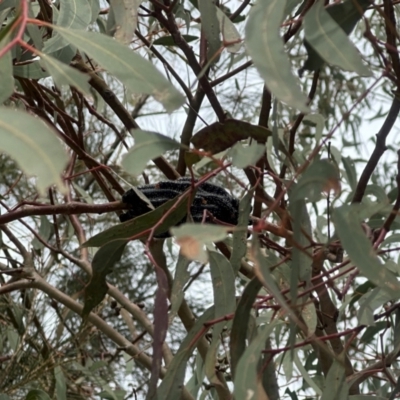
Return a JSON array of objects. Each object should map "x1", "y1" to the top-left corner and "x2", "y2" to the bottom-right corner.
[
  {"x1": 110, "y1": 0, "x2": 141, "y2": 44},
  {"x1": 39, "y1": 53, "x2": 91, "y2": 96},
  {"x1": 230, "y1": 141, "x2": 265, "y2": 168},
  {"x1": 215, "y1": 6, "x2": 242, "y2": 53},
  {"x1": 230, "y1": 277, "x2": 262, "y2": 379},
  {"x1": 169, "y1": 255, "x2": 191, "y2": 323},
  {"x1": 53, "y1": 28, "x2": 185, "y2": 112},
  {"x1": 122, "y1": 130, "x2": 180, "y2": 176},
  {"x1": 334, "y1": 205, "x2": 400, "y2": 298},
  {"x1": 303, "y1": 0, "x2": 371, "y2": 76},
  {"x1": 13, "y1": 61, "x2": 49, "y2": 79},
  {"x1": 205, "y1": 251, "x2": 236, "y2": 387},
  {"x1": 360, "y1": 321, "x2": 387, "y2": 343},
  {"x1": 153, "y1": 35, "x2": 198, "y2": 46},
  {"x1": 0, "y1": 107, "x2": 68, "y2": 194},
  {"x1": 0, "y1": 37, "x2": 13, "y2": 104},
  {"x1": 171, "y1": 223, "x2": 231, "y2": 263},
  {"x1": 233, "y1": 321, "x2": 278, "y2": 400},
  {"x1": 198, "y1": 0, "x2": 221, "y2": 63},
  {"x1": 84, "y1": 192, "x2": 190, "y2": 247},
  {"x1": 54, "y1": 366, "x2": 67, "y2": 400},
  {"x1": 82, "y1": 239, "x2": 127, "y2": 319},
  {"x1": 25, "y1": 390, "x2": 52, "y2": 400},
  {"x1": 32, "y1": 215, "x2": 53, "y2": 251},
  {"x1": 291, "y1": 159, "x2": 340, "y2": 202},
  {"x1": 44, "y1": 0, "x2": 92, "y2": 53},
  {"x1": 209, "y1": 251, "x2": 236, "y2": 317},
  {"x1": 155, "y1": 307, "x2": 215, "y2": 400},
  {"x1": 321, "y1": 359, "x2": 349, "y2": 400},
  {"x1": 191, "y1": 119, "x2": 271, "y2": 155},
  {"x1": 245, "y1": 0, "x2": 310, "y2": 113},
  {"x1": 230, "y1": 188, "x2": 253, "y2": 273}
]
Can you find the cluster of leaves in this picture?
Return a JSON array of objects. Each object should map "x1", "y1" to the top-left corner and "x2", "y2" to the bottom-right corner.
[{"x1": 1, "y1": 0, "x2": 400, "y2": 399}]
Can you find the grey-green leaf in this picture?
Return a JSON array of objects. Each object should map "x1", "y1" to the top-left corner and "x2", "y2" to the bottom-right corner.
[
  {"x1": 198, "y1": 0, "x2": 221, "y2": 63},
  {"x1": 334, "y1": 205, "x2": 400, "y2": 298},
  {"x1": 321, "y1": 359, "x2": 349, "y2": 400},
  {"x1": 122, "y1": 130, "x2": 180, "y2": 176},
  {"x1": 303, "y1": 0, "x2": 371, "y2": 76},
  {"x1": 0, "y1": 107, "x2": 68, "y2": 194},
  {"x1": 53, "y1": 28, "x2": 185, "y2": 112},
  {"x1": 245, "y1": 0, "x2": 310, "y2": 113},
  {"x1": 230, "y1": 141, "x2": 265, "y2": 168},
  {"x1": 40, "y1": 53, "x2": 91, "y2": 97},
  {"x1": 0, "y1": 38, "x2": 13, "y2": 104}
]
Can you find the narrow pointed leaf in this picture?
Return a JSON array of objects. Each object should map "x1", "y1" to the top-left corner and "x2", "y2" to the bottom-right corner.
[
  {"x1": 245, "y1": 0, "x2": 310, "y2": 112},
  {"x1": 303, "y1": 0, "x2": 371, "y2": 76},
  {"x1": 53, "y1": 27, "x2": 185, "y2": 111},
  {"x1": 82, "y1": 239, "x2": 127, "y2": 318},
  {"x1": 83, "y1": 193, "x2": 190, "y2": 247},
  {"x1": 334, "y1": 205, "x2": 400, "y2": 297},
  {"x1": 122, "y1": 130, "x2": 180, "y2": 176},
  {"x1": 0, "y1": 107, "x2": 68, "y2": 194}
]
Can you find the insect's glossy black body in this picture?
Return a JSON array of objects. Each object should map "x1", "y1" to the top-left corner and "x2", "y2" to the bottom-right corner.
[{"x1": 119, "y1": 177, "x2": 242, "y2": 237}]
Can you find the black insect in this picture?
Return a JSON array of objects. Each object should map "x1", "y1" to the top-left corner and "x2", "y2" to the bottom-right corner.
[{"x1": 119, "y1": 177, "x2": 243, "y2": 237}]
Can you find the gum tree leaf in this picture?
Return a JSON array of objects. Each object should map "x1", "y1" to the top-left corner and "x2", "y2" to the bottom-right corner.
[
  {"x1": 53, "y1": 27, "x2": 185, "y2": 112},
  {"x1": 245, "y1": 0, "x2": 310, "y2": 113},
  {"x1": 39, "y1": 53, "x2": 91, "y2": 96},
  {"x1": 321, "y1": 359, "x2": 349, "y2": 400},
  {"x1": 191, "y1": 119, "x2": 271, "y2": 154},
  {"x1": 122, "y1": 130, "x2": 181, "y2": 176},
  {"x1": 155, "y1": 307, "x2": 214, "y2": 400},
  {"x1": 198, "y1": 0, "x2": 221, "y2": 62},
  {"x1": 25, "y1": 390, "x2": 52, "y2": 400},
  {"x1": 44, "y1": 0, "x2": 92, "y2": 53},
  {"x1": 0, "y1": 107, "x2": 68, "y2": 194},
  {"x1": 153, "y1": 35, "x2": 198, "y2": 46},
  {"x1": 110, "y1": 0, "x2": 142, "y2": 44},
  {"x1": 0, "y1": 37, "x2": 13, "y2": 104},
  {"x1": 54, "y1": 366, "x2": 67, "y2": 400},
  {"x1": 230, "y1": 277, "x2": 262, "y2": 378},
  {"x1": 233, "y1": 321, "x2": 278, "y2": 400},
  {"x1": 291, "y1": 159, "x2": 341, "y2": 202},
  {"x1": 303, "y1": 0, "x2": 371, "y2": 76},
  {"x1": 215, "y1": 6, "x2": 242, "y2": 53},
  {"x1": 334, "y1": 205, "x2": 400, "y2": 298},
  {"x1": 230, "y1": 141, "x2": 265, "y2": 169},
  {"x1": 83, "y1": 193, "x2": 190, "y2": 247},
  {"x1": 171, "y1": 224, "x2": 230, "y2": 263},
  {"x1": 82, "y1": 239, "x2": 127, "y2": 319},
  {"x1": 13, "y1": 62, "x2": 49, "y2": 79}
]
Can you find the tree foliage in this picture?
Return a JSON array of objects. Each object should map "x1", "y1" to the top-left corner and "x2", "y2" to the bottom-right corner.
[{"x1": 0, "y1": 0, "x2": 400, "y2": 399}]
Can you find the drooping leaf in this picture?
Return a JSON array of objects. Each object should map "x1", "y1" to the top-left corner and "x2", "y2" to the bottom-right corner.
[
  {"x1": 230, "y1": 277, "x2": 262, "y2": 379},
  {"x1": 25, "y1": 389, "x2": 52, "y2": 400},
  {"x1": 153, "y1": 35, "x2": 198, "y2": 46},
  {"x1": 82, "y1": 239, "x2": 127, "y2": 319},
  {"x1": 205, "y1": 251, "x2": 236, "y2": 388},
  {"x1": 0, "y1": 36, "x2": 13, "y2": 104},
  {"x1": 110, "y1": 0, "x2": 142, "y2": 44},
  {"x1": 155, "y1": 307, "x2": 215, "y2": 400},
  {"x1": 122, "y1": 130, "x2": 180, "y2": 176},
  {"x1": 83, "y1": 192, "x2": 190, "y2": 247},
  {"x1": 303, "y1": 0, "x2": 371, "y2": 76},
  {"x1": 215, "y1": 6, "x2": 242, "y2": 53},
  {"x1": 171, "y1": 223, "x2": 231, "y2": 263},
  {"x1": 198, "y1": 0, "x2": 221, "y2": 63},
  {"x1": 169, "y1": 255, "x2": 191, "y2": 323},
  {"x1": 245, "y1": 0, "x2": 310, "y2": 113},
  {"x1": 54, "y1": 366, "x2": 67, "y2": 400},
  {"x1": 39, "y1": 53, "x2": 91, "y2": 96},
  {"x1": 0, "y1": 107, "x2": 68, "y2": 194},
  {"x1": 230, "y1": 188, "x2": 254, "y2": 273},
  {"x1": 13, "y1": 62, "x2": 49, "y2": 79},
  {"x1": 44, "y1": 0, "x2": 92, "y2": 53},
  {"x1": 291, "y1": 159, "x2": 341, "y2": 202},
  {"x1": 230, "y1": 141, "x2": 265, "y2": 169},
  {"x1": 320, "y1": 359, "x2": 349, "y2": 400},
  {"x1": 191, "y1": 119, "x2": 271, "y2": 154},
  {"x1": 334, "y1": 205, "x2": 400, "y2": 298},
  {"x1": 53, "y1": 28, "x2": 185, "y2": 112},
  {"x1": 233, "y1": 321, "x2": 278, "y2": 400}
]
